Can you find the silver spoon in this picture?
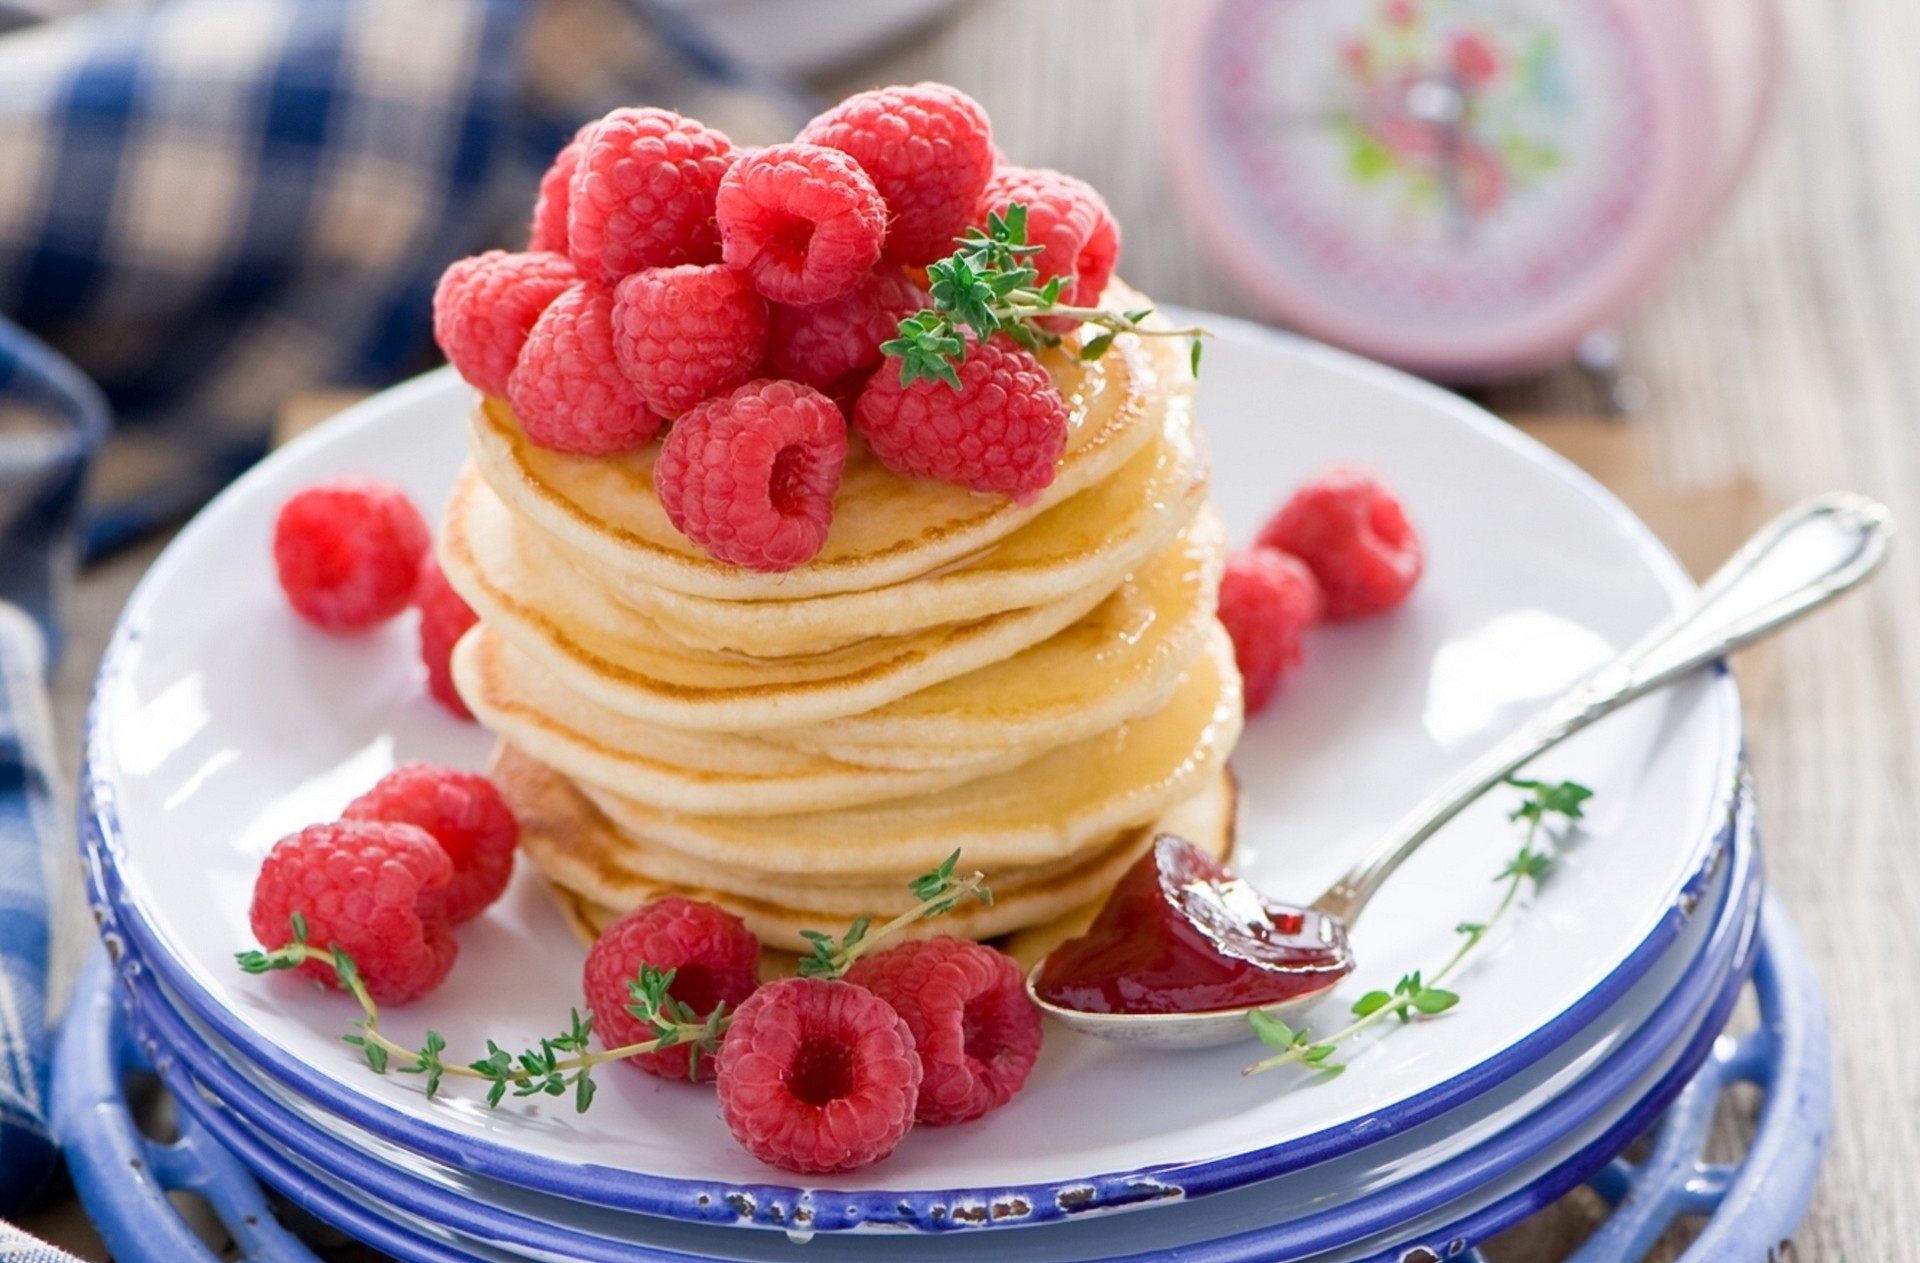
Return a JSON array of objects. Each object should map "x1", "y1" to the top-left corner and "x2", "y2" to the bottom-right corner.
[{"x1": 1028, "y1": 492, "x2": 1893, "y2": 1048}]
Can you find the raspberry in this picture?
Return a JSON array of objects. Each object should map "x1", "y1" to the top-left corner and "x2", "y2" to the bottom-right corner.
[
  {"x1": 845, "y1": 939, "x2": 1042, "y2": 1126},
  {"x1": 716, "y1": 144, "x2": 887, "y2": 305},
  {"x1": 567, "y1": 107, "x2": 733, "y2": 285},
  {"x1": 249, "y1": 821, "x2": 455, "y2": 1005},
  {"x1": 653, "y1": 379, "x2": 847, "y2": 572},
  {"x1": 508, "y1": 282, "x2": 662, "y2": 455},
  {"x1": 341, "y1": 764, "x2": 517, "y2": 926},
  {"x1": 611, "y1": 264, "x2": 767, "y2": 417},
  {"x1": 583, "y1": 898, "x2": 761, "y2": 1083},
  {"x1": 1257, "y1": 466, "x2": 1423, "y2": 620},
  {"x1": 1218, "y1": 547, "x2": 1324, "y2": 714},
  {"x1": 413, "y1": 554, "x2": 478, "y2": 720},
  {"x1": 715, "y1": 977, "x2": 920, "y2": 1173},
  {"x1": 432, "y1": 251, "x2": 575, "y2": 398},
  {"x1": 528, "y1": 124, "x2": 591, "y2": 253},
  {"x1": 273, "y1": 478, "x2": 431, "y2": 632},
  {"x1": 765, "y1": 268, "x2": 927, "y2": 388},
  {"x1": 797, "y1": 83, "x2": 994, "y2": 265},
  {"x1": 978, "y1": 166, "x2": 1120, "y2": 313},
  {"x1": 854, "y1": 334, "x2": 1068, "y2": 499}
]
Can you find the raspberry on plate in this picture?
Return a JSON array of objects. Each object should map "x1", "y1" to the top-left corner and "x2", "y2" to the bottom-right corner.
[
  {"x1": 567, "y1": 107, "x2": 734, "y2": 285},
  {"x1": 583, "y1": 897, "x2": 761, "y2": 1083},
  {"x1": 433, "y1": 251, "x2": 576, "y2": 397},
  {"x1": 1258, "y1": 465, "x2": 1423, "y2": 620},
  {"x1": 716, "y1": 144, "x2": 887, "y2": 305},
  {"x1": 508, "y1": 282, "x2": 662, "y2": 455},
  {"x1": 273, "y1": 477, "x2": 431, "y2": 632},
  {"x1": 854, "y1": 333, "x2": 1068, "y2": 499},
  {"x1": 715, "y1": 977, "x2": 921, "y2": 1173},
  {"x1": 845, "y1": 938, "x2": 1042, "y2": 1126},
  {"x1": 249, "y1": 821, "x2": 456, "y2": 1005},
  {"x1": 341, "y1": 764, "x2": 518, "y2": 926},
  {"x1": 978, "y1": 165, "x2": 1120, "y2": 315},
  {"x1": 1218, "y1": 547, "x2": 1324, "y2": 714},
  {"x1": 413, "y1": 553, "x2": 478, "y2": 720},
  {"x1": 528, "y1": 123, "x2": 591, "y2": 253},
  {"x1": 765, "y1": 267, "x2": 928, "y2": 388},
  {"x1": 611, "y1": 264, "x2": 767, "y2": 417},
  {"x1": 653, "y1": 378, "x2": 848, "y2": 572},
  {"x1": 797, "y1": 82, "x2": 994, "y2": 266}
]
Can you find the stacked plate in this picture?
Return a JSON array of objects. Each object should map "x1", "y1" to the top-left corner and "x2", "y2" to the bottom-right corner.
[{"x1": 79, "y1": 317, "x2": 1765, "y2": 1262}]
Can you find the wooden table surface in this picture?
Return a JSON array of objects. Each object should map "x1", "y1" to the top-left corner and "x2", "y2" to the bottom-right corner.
[
  {"x1": 815, "y1": 4, "x2": 1918, "y2": 1258},
  {"x1": 32, "y1": 1, "x2": 1917, "y2": 1259}
]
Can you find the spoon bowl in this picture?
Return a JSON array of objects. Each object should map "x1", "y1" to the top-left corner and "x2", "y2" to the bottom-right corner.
[{"x1": 1025, "y1": 965, "x2": 1347, "y2": 1050}]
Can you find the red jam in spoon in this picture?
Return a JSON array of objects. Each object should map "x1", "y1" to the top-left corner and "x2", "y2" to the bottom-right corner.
[{"x1": 1033, "y1": 835, "x2": 1354, "y2": 1016}]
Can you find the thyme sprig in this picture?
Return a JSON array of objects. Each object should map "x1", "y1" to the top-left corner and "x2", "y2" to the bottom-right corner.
[
  {"x1": 881, "y1": 204, "x2": 1208, "y2": 389},
  {"x1": 797, "y1": 849, "x2": 992, "y2": 978},
  {"x1": 238, "y1": 915, "x2": 705, "y2": 1106},
  {"x1": 1243, "y1": 776, "x2": 1593, "y2": 1078},
  {"x1": 238, "y1": 852, "x2": 991, "y2": 1111}
]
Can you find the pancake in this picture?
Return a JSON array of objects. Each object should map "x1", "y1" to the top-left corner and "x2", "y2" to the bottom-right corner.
[
  {"x1": 440, "y1": 470, "x2": 1114, "y2": 732},
  {"x1": 509, "y1": 750, "x2": 1238, "y2": 954},
  {"x1": 450, "y1": 508, "x2": 1224, "y2": 811},
  {"x1": 466, "y1": 309, "x2": 1181, "y2": 602},
  {"x1": 571, "y1": 627, "x2": 1243, "y2": 876},
  {"x1": 453, "y1": 627, "x2": 1037, "y2": 815},
  {"x1": 771, "y1": 506, "x2": 1225, "y2": 758},
  {"x1": 598, "y1": 399, "x2": 1205, "y2": 656}
]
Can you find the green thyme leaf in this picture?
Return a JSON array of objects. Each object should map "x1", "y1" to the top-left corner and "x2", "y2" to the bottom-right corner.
[
  {"x1": 1496, "y1": 851, "x2": 1553, "y2": 883},
  {"x1": 1079, "y1": 331, "x2": 1117, "y2": 361},
  {"x1": 328, "y1": 946, "x2": 362, "y2": 994},
  {"x1": 1248, "y1": 1010, "x2": 1296, "y2": 1049},
  {"x1": 399, "y1": 1030, "x2": 448, "y2": 1098},
  {"x1": 1351, "y1": 990, "x2": 1394, "y2": 1017},
  {"x1": 912, "y1": 850, "x2": 961, "y2": 901}
]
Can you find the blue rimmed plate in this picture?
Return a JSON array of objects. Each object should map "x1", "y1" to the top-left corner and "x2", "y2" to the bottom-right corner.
[
  {"x1": 104, "y1": 771, "x2": 1758, "y2": 1261},
  {"x1": 82, "y1": 315, "x2": 1744, "y2": 1232}
]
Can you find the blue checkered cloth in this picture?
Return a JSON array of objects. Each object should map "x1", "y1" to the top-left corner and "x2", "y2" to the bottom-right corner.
[
  {"x1": 0, "y1": 0, "x2": 537, "y2": 556},
  {"x1": 0, "y1": 0, "x2": 801, "y2": 1226},
  {"x1": 0, "y1": 319, "x2": 96, "y2": 1220},
  {"x1": 0, "y1": 599, "x2": 61, "y2": 1218}
]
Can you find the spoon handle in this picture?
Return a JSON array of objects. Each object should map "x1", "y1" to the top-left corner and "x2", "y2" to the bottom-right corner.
[{"x1": 1310, "y1": 492, "x2": 1893, "y2": 924}]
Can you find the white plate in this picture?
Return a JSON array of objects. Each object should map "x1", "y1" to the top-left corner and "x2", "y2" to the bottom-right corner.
[
  {"x1": 84, "y1": 317, "x2": 1742, "y2": 1230},
  {"x1": 127, "y1": 827, "x2": 1761, "y2": 1263}
]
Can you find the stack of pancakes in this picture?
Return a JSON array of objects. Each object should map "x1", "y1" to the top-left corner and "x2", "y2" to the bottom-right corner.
[{"x1": 440, "y1": 318, "x2": 1243, "y2": 958}]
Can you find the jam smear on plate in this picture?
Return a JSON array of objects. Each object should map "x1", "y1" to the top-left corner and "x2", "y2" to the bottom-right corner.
[{"x1": 1034, "y1": 835, "x2": 1353, "y2": 1016}]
